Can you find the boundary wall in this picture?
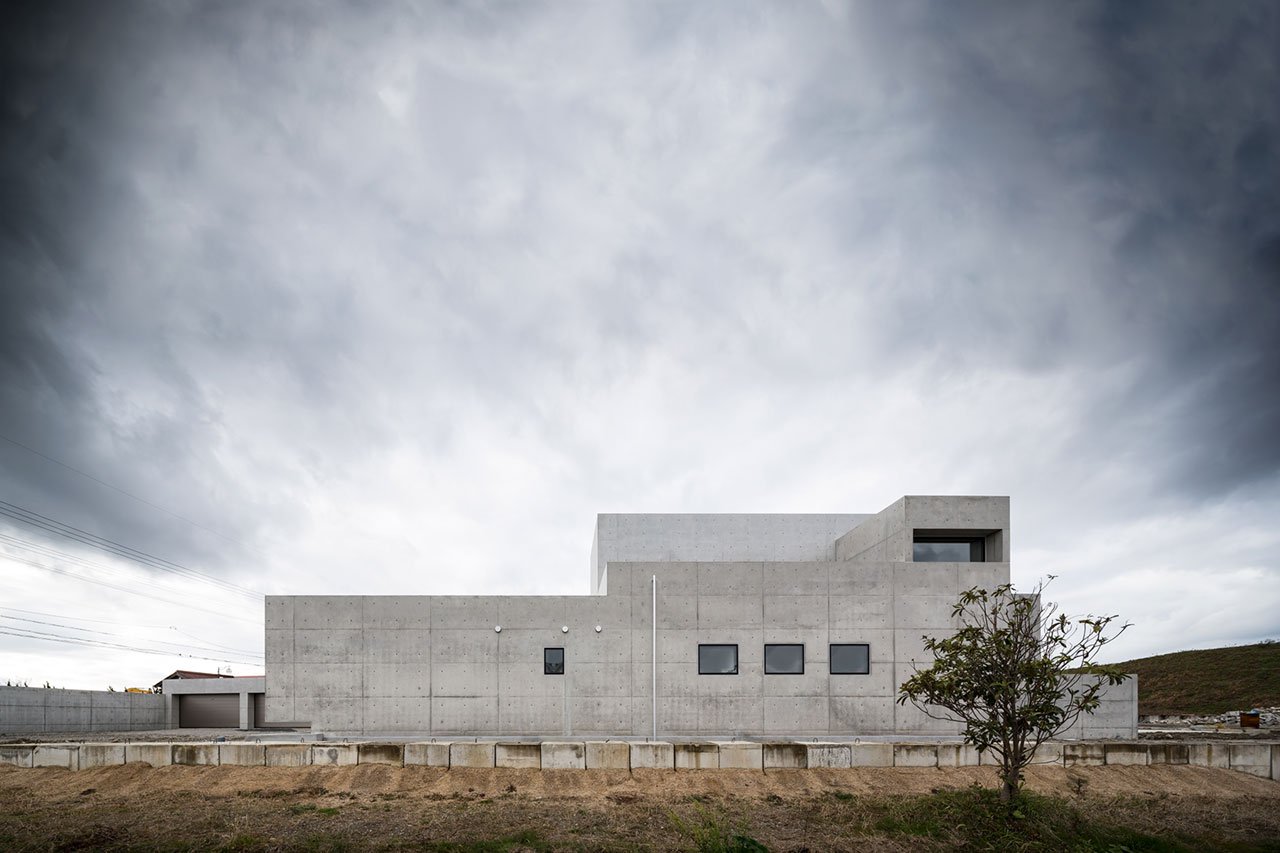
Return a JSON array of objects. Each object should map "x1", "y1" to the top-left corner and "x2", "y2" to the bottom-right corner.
[
  {"x1": 1, "y1": 739, "x2": 1274, "y2": 781},
  {"x1": 0, "y1": 686, "x2": 164, "y2": 734}
]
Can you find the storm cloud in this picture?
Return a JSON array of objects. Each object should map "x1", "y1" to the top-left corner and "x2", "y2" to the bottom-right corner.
[{"x1": 1, "y1": 1, "x2": 1277, "y2": 688}]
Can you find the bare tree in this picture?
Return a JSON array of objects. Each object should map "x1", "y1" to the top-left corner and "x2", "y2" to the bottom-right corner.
[{"x1": 898, "y1": 580, "x2": 1130, "y2": 804}]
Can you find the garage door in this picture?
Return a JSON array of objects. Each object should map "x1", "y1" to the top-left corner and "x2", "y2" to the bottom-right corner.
[{"x1": 178, "y1": 693, "x2": 238, "y2": 728}]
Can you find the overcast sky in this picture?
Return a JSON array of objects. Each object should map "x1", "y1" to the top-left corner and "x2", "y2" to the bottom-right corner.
[{"x1": 2, "y1": 1, "x2": 1277, "y2": 691}]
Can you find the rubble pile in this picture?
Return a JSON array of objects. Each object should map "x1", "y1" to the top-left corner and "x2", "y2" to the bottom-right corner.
[{"x1": 1141, "y1": 707, "x2": 1280, "y2": 727}]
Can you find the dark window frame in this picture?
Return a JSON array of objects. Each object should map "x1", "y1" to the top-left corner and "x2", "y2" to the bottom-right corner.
[
  {"x1": 912, "y1": 536, "x2": 985, "y2": 562},
  {"x1": 829, "y1": 643, "x2": 871, "y2": 675},
  {"x1": 543, "y1": 647, "x2": 565, "y2": 675},
  {"x1": 697, "y1": 643, "x2": 739, "y2": 675},
  {"x1": 764, "y1": 643, "x2": 805, "y2": 675}
]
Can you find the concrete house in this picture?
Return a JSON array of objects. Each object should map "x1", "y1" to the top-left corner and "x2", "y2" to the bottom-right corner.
[{"x1": 264, "y1": 495, "x2": 1136, "y2": 738}]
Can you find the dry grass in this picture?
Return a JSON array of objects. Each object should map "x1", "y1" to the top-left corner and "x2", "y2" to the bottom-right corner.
[
  {"x1": 1, "y1": 764, "x2": 1277, "y2": 851},
  {"x1": 1113, "y1": 641, "x2": 1280, "y2": 715}
]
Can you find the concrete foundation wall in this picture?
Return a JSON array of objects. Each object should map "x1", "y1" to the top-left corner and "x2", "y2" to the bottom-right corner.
[
  {"x1": 4, "y1": 738, "x2": 1257, "y2": 775},
  {"x1": 0, "y1": 686, "x2": 164, "y2": 734},
  {"x1": 1060, "y1": 678, "x2": 1140, "y2": 740}
]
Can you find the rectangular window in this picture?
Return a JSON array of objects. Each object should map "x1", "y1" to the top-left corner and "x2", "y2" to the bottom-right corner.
[
  {"x1": 830, "y1": 643, "x2": 870, "y2": 675},
  {"x1": 764, "y1": 643, "x2": 804, "y2": 674},
  {"x1": 543, "y1": 647, "x2": 564, "y2": 675},
  {"x1": 698, "y1": 644, "x2": 739, "y2": 675},
  {"x1": 913, "y1": 537, "x2": 985, "y2": 562}
]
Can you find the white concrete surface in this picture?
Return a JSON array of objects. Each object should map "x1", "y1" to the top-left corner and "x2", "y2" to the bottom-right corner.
[
  {"x1": 32, "y1": 744, "x2": 78, "y2": 770},
  {"x1": 312, "y1": 744, "x2": 358, "y2": 766},
  {"x1": 450, "y1": 741, "x2": 495, "y2": 768},
  {"x1": 1229, "y1": 743, "x2": 1272, "y2": 778},
  {"x1": 125, "y1": 743, "x2": 173, "y2": 766},
  {"x1": 219, "y1": 744, "x2": 266, "y2": 765},
  {"x1": 585, "y1": 740, "x2": 630, "y2": 769},
  {"x1": 173, "y1": 744, "x2": 218, "y2": 766},
  {"x1": 674, "y1": 743, "x2": 719, "y2": 769},
  {"x1": 405, "y1": 742, "x2": 451, "y2": 767},
  {"x1": 716, "y1": 742, "x2": 764, "y2": 769},
  {"x1": 0, "y1": 738, "x2": 1274, "y2": 777},
  {"x1": 806, "y1": 743, "x2": 852, "y2": 768},
  {"x1": 541, "y1": 741, "x2": 586, "y2": 769},
  {"x1": 1103, "y1": 743, "x2": 1149, "y2": 766},
  {"x1": 629, "y1": 741, "x2": 674, "y2": 769},
  {"x1": 264, "y1": 744, "x2": 311, "y2": 766},
  {"x1": 763, "y1": 743, "x2": 807, "y2": 768},
  {"x1": 80, "y1": 743, "x2": 126, "y2": 768}
]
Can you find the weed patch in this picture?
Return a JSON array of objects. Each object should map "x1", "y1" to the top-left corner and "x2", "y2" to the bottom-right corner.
[
  {"x1": 856, "y1": 786, "x2": 1254, "y2": 852},
  {"x1": 669, "y1": 804, "x2": 768, "y2": 852}
]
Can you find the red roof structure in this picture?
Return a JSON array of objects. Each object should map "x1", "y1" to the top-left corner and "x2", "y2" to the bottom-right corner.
[{"x1": 152, "y1": 670, "x2": 233, "y2": 690}]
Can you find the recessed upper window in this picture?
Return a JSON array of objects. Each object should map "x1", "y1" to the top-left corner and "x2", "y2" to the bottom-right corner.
[
  {"x1": 830, "y1": 643, "x2": 870, "y2": 675},
  {"x1": 913, "y1": 537, "x2": 985, "y2": 562},
  {"x1": 764, "y1": 644, "x2": 804, "y2": 675},
  {"x1": 544, "y1": 647, "x2": 564, "y2": 675},
  {"x1": 698, "y1": 644, "x2": 739, "y2": 675}
]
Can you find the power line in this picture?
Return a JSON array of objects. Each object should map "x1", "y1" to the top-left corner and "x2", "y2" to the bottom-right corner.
[
  {"x1": 0, "y1": 627, "x2": 262, "y2": 667},
  {"x1": 0, "y1": 604, "x2": 171, "y2": 628},
  {"x1": 0, "y1": 431, "x2": 251, "y2": 549},
  {"x1": 167, "y1": 626, "x2": 262, "y2": 655},
  {"x1": 0, "y1": 499, "x2": 261, "y2": 599},
  {"x1": 0, "y1": 613, "x2": 120, "y2": 638},
  {"x1": 0, "y1": 500, "x2": 259, "y2": 598},
  {"x1": 0, "y1": 606, "x2": 257, "y2": 656},
  {"x1": 0, "y1": 554, "x2": 261, "y2": 625},
  {"x1": 0, "y1": 615, "x2": 263, "y2": 659},
  {"x1": 0, "y1": 532, "x2": 238, "y2": 603}
]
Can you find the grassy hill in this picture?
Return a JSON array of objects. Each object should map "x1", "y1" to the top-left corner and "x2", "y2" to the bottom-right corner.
[{"x1": 1112, "y1": 641, "x2": 1280, "y2": 715}]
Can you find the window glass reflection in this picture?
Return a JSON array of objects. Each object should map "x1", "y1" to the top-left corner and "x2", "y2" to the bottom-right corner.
[
  {"x1": 543, "y1": 647, "x2": 564, "y2": 675},
  {"x1": 764, "y1": 644, "x2": 804, "y2": 674},
  {"x1": 913, "y1": 538, "x2": 984, "y2": 562},
  {"x1": 830, "y1": 643, "x2": 870, "y2": 675},
  {"x1": 698, "y1": 644, "x2": 739, "y2": 675}
]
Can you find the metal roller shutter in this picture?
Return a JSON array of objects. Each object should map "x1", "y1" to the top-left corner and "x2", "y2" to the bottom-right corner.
[{"x1": 178, "y1": 693, "x2": 238, "y2": 728}]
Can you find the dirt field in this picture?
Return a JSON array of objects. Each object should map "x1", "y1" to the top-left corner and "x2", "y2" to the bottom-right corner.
[{"x1": 2, "y1": 763, "x2": 1278, "y2": 851}]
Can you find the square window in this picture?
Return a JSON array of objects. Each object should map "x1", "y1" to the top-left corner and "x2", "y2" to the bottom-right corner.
[
  {"x1": 544, "y1": 647, "x2": 564, "y2": 675},
  {"x1": 764, "y1": 643, "x2": 804, "y2": 674},
  {"x1": 830, "y1": 643, "x2": 870, "y2": 675},
  {"x1": 698, "y1": 644, "x2": 738, "y2": 675}
]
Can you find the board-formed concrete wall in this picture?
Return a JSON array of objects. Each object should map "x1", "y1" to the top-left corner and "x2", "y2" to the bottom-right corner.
[{"x1": 0, "y1": 686, "x2": 164, "y2": 734}]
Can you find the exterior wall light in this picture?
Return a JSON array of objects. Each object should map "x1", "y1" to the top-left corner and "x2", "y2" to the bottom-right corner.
[{"x1": 494, "y1": 625, "x2": 502, "y2": 633}]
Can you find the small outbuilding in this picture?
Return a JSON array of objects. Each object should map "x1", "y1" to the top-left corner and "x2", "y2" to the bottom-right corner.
[{"x1": 159, "y1": 673, "x2": 266, "y2": 730}]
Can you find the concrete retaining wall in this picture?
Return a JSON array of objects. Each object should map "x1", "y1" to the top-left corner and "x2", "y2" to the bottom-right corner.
[
  {"x1": 0, "y1": 740, "x2": 1273, "y2": 779},
  {"x1": 0, "y1": 686, "x2": 164, "y2": 734},
  {"x1": 1059, "y1": 678, "x2": 1140, "y2": 741}
]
